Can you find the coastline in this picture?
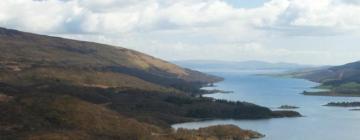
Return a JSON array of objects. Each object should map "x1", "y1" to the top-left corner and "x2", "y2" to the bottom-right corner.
[
  {"x1": 276, "y1": 72, "x2": 360, "y2": 98},
  {"x1": 170, "y1": 69, "x2": 360, "y2": 140},
  {"x1": 269, "y1": 74, "x2": 360, "y2": 98},
  {"x1": 302, "y1": 91, "x2": 360, "y2": 97}
]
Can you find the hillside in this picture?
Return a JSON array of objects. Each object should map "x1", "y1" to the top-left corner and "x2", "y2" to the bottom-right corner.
[
  {"x1": 0, "y1": 27, "x2": 222, "y2": 93},
  {"x1": 284, "y1": 61, "x2": 360, "y2": 96},
  {"x1": 0, "y1": 27, "x2": 300, "y2": 140},
  {"x1": 0, "y1": 93, "x2": 264, "y2": 140}
]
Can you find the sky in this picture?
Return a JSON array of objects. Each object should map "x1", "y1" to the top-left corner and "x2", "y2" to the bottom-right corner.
[{"x1": 1, "y1": 0, "x2": 360, "y2": 65}]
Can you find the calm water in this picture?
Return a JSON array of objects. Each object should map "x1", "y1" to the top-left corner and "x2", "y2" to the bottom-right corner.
[{"x1": 173, "y1": 70, "x2": 360, "y2": 140}]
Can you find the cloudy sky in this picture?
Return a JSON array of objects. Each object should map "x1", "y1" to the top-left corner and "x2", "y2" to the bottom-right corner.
[{"x1": 1, "y1": 0, "x2": 360, "y2": 65}]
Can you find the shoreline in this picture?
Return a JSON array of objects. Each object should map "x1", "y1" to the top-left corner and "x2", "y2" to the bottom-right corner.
[
  {"x1": 200, "y1": 89, "x2": 234, "y2": 94},
  {"x1": 175, "y1": 78, "x2": 302, "y2": 127},
  {"x1": 302, "y1": 91, "x2": 360, "y2": 97},
  {"x1": 281, "y1": 75, "x2": 360, "y2": 98},
  {"x1": 176, "y1": 71, "x2": 360, "y2": 140},
  {"x1": 172, "y1": 72, "x2": 308, "y2": 139}
]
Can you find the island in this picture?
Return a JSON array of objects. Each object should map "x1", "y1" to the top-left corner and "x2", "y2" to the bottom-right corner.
[
  {"x1": 324, "y1": 101, "x2": 360, "y2": 107},
  {"x1": 302, "y1": 90, "x2": 360, "y2": 97}
]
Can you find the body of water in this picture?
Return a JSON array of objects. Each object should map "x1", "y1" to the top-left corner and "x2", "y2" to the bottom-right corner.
[{"x1": 173, "y1": 70, "x2": 360, "y2": 140}]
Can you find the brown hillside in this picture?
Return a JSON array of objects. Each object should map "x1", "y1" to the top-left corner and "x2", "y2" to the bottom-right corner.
[{"x1": 0, "y1": 27, "x2": 221, "y2": 87}]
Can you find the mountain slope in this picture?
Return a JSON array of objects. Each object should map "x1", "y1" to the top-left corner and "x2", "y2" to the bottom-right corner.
[
  {"x1": 0, "y1": 94, "x2": 162, "y2": 140},
  {"x1": 0, "y1": 27, "x2": 221, "y2": 92}
]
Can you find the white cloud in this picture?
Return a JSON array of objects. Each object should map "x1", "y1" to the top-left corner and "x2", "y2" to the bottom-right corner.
[
  {"x1": 3, "y1": 0, "x2": 360, "y2": 34},
  {"x1": 1, "y1": 0, "x2": 360, "y2": 65},
  {"x1": 275, "y1": 0, "x2": 360, "y2": 33}
]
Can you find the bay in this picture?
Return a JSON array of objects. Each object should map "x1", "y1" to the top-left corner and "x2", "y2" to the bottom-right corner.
[{"x1": 173, "y1": 70, "x2": 360, "y2": 140}]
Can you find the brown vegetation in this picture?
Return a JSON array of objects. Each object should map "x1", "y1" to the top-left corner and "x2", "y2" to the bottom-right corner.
[{"x1": 0, "y1": 93, "x2": 264, "y2": 140}]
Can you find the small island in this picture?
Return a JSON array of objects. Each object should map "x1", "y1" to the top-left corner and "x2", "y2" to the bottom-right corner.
[
  {"x1": 350, "y1": 108, "x2": 360, "y2": 111},
  {"x1": 278, "y1": 105, "x2": 299, "y2": 109},
  {"x1": 324, "y1": 101, "x2": 360, "y2": 107},
  {"x1": 202, "y1": 89, "x2": 234, "y2": 94}
]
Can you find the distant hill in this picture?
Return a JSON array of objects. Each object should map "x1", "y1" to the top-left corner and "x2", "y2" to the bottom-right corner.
[
  {"x1": 283, "y1": 61, "x2": 360, "y2": 96},
  {"x1": 276, "y1": 66, "x2": 332, "y2": 81},
  {"x1": 284, "y1": 61, "x2": 360, "y2": 83},
  {"x1": 174, "y1": 60, "x2": 312, "y2": 71}
]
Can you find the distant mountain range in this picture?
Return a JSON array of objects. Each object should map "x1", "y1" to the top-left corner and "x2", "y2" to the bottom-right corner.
[{"x1": 174, "y1": 60, "x2": 313, "y2": 71}]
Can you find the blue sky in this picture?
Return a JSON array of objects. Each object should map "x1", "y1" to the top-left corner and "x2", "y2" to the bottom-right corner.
[
  {"x1": 224, "y1": 0, "x2": 269, "y2": 8},
  {"x1": 1, "y1": 0, "x2": 360, "y2": 65}
]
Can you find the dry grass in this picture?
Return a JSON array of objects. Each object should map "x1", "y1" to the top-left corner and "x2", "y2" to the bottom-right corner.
[
  {"x1": 0, "y1": 27, "x2": 219, "y2": 84},
  {"x1": 0, "y1": 67, "x2": 178, "y2": 93}
]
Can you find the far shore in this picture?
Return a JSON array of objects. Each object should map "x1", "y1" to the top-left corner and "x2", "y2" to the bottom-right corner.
[
  {"x1": 302, "y1": 91, "x2": 360, "y2": 97},
  {"x1": 201, "y1": 89, "x2": 234, "y2": 94}
]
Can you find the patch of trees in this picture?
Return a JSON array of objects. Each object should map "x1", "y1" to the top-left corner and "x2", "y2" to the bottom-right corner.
[
  {"x1": 0, "y1": 82, "x2": 277, "y2": 128},
  {"x1": 325, "y1": 101, "x2": 360, "y2": 107}
]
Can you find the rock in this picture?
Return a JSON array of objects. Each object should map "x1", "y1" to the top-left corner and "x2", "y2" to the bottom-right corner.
[{"x1": 324, "y1": 101, "x2": 360, "y2": 107}]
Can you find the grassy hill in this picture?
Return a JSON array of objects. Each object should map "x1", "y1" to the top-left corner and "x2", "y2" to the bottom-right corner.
[{"x1": 0, "y1": 27, "x2": 222, "y2": 93}]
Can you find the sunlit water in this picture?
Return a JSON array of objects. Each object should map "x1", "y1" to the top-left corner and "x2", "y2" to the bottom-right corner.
[{"x1": 173, "y1": 70, "x2": 360, "y2": 140}]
